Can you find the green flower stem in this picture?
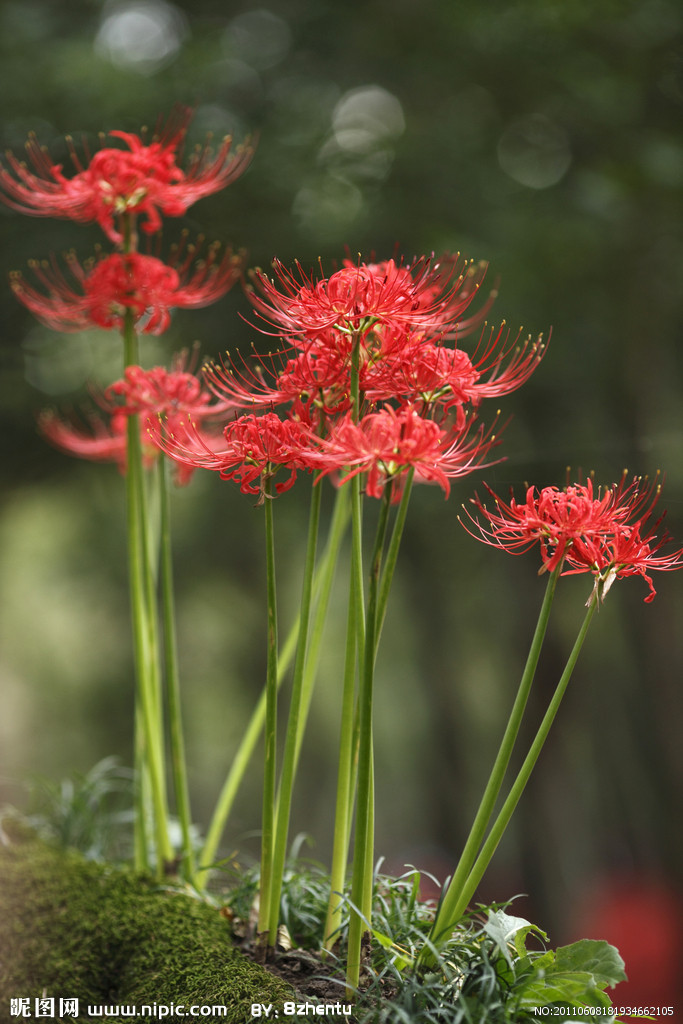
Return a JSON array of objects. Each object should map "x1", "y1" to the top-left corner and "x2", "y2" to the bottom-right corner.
[
  {"x1": 126, "y1": 416, "x2": 171, "y2": 874},
  {"x1": 349, "y1": 332, "x2": 366, "y2": 652},
  {"x1": 346, "y1": 484, "x2": 392, "y2": 996},
  {"x1": 350, "y1": 475, "x2": 366, "y2": 653},
  {"x1": 355, "y1": 472, "x2": 415, "y2": 932},
  {"x1": 196, "y1": 484, "x2": 350, "y2": 891},
  {"x1": 133, "y1": 701, "x2": 149, "y2": 872},
  {"x1": 292, "y1": 481, "x2": 351, "y2": 769},
  {"x1": 361, "y1": 744, "x2": 375, "y2": 926},
  {"x1": 198, "y1": 596, "x2": 298, "y2": 892},
  {"x1": 323, "y1": 501, "x2": 363, "y2": 950},
  {"x1": 325, "y1": 331, "x2": 368, "y2": 954},
  {"x1": 349, "y1": 470, "x2": 414, "y2": 936},
  {"x1": 377, "y1": 469, "x2": 414, "y2": 637},
  {"x1": 122, "y1": 228, "x2": 150, "y2": 876},
  {"x1": 430, "y1": 587, "x2": 598, "y2": 951},
  {"x1": 159, "y1": 453, "x2": 195, "y2": 884},
  {"x1": 267, "y1": 476, "x2": 323, "y2": 944},
  {"x1": 427, "y1": 563, "x2": 562, "y2": 952},
  {"x1": 332, "y1": 466, "x2": 365, "y2": 953},
  {"x1": 123, "y1": 312, "x2": 172, "y2": 876},
  {"x1": 258, "y1": 479, "x2": 278, "y2": 936},
  {"x1": 121, "y1": 213, "x2": 170, "y2": 874}
]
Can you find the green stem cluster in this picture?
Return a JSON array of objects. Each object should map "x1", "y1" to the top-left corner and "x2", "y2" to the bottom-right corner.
[
  {"x1": 345, "y1": 485, "x2": 393, "y2": 994},
  {"x1": 123, "y1": 314, "x2": 173, "y2": 877},
  {"x1": 246, "y1": 472, "x2": 353, "y2": 944},
  {"x1": 121, "y1": 214, "x2": 189, "y2": 882},
  {"x1": 340, "y1": 470, "x2": 415, "y2": 993},
  {"x1": 425, "y1": 578, "x2": 599, "y2": 958},
  {"x1": 195, "y1": 483, "x2": 349, "y2": 889}
]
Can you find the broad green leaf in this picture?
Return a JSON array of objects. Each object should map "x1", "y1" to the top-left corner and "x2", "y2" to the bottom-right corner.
[
  {"x1": 515, "y1": 949, "x2": 555, "y2": 977},
  {"x1": 554, "y1": 939, "x2": 627, "y2": 988},
  {"x1": 517, "y1": 972, "x2": 612, "y2": 1010},
  {"x1": 514, "y1": 939, "x2": 630, "y2": 1018}
]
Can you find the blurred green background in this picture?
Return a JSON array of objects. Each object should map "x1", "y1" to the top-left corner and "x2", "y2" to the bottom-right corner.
[{"x1": 1, "y1": 0, "x2": 682, "y2": 978}]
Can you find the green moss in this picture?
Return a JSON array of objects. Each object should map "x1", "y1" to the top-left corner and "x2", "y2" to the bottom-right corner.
[{"x1": 0, "y1": 827, "x2": 293, "y2": 1023}]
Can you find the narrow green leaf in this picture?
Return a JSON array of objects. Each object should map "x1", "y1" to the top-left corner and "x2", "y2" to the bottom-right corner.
[{"x1": 372, "y1": 928, "x2": 395, "y2": 950}]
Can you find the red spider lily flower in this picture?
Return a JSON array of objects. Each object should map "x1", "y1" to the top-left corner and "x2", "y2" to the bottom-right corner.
[
  {"x1": 365, "y1": 325, "x2": 545, "y2": 410},
  {"x1": 208, "y1": 252, "x2": 544, "y2": 429},
  {"x1": 0, "y1": 107, "x2": 253, "y2": 244},
  {"x1": 309, "y1": 404, "x2": 501, "y2": 500},
  {"x1": 466, "y1": 325, "x2": 547, "y2": 400},
  {"x1": 363, "y1": 339, "x2": 480, "y2": 415},
  {"x1": 247, "y1": 254, "x2": 492, "y2": 340},
  {"x1": 39, "y1": 351, "x2": 232, "y2": 485},
  {"x1": 275, "y1": 342, "x2": 353, "y2": 414},
  {"x1": 40, "y1": 405, "x2": 225, "y2": 486},
  {"x1": 460, "y1": 476, "x2": 625, "y2": 572},
  {"x1": 340, "y1": 254, "x2": 497, "y2": 338},
  {"x1": 203, "y1": 333, "x2": 354, "y2": 419},
  {"x1": 205, "y1": 322, "x2": 544, "y2": 428},
  {"x1": 461, "y1": 473, "x2": 683, "y2": 599},
  {"x1": 39, "y1": 407, "x2": 158, "y2": 475},
  {"x1": 151, "y1": 410, "x2": 315, "y2": 499},
  {"x1": 105, "y1": 350, "x2": 235, "y2": 428},
  {"x1": 11, "y1": 242, "x2": 242, "y2": 335},
  {"x1": 562, "y1": 479, "x2": 683, "y2": 602}
]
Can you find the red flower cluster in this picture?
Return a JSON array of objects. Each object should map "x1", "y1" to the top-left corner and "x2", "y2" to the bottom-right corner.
[
  {"x1": 248, "y1": 255, "x2": 488, "y2": 338},
  {"x1": 0, "y1": 106, "x2": 253, "y2": 243},
  {"x1": 2, "y1": 109, "x2": 252, "y2": 486},
  {"x1": 41, "y1": 351, "x2": 230, "y2": 485},
  {"x1": 12, "y1": 242, "x2": 243, "y2": 335},
  {"x1": 154, "y1": 251, "x2": 540, "y2": 499},
  {"x1": 150, "y1": 410, "x2": 312, "y2": 498},
  {"x1": 4, "y1": 111, "x2": 539, "y2": 506},
  {"x1": 311, "y1": 404, "x2": 501, "y2": 500},
  {"x1": 3, "y1": 108, "x2": 249, "y2": 343},
  {"x1": 212, "y1": 257, "x2": 542, "y2": 413},
  {"x1": 462, "y1": 474, "x2": 683, "y2": 601},
  {"x1": 39, "y1": 405, "x2": 143, "y2": 472}
]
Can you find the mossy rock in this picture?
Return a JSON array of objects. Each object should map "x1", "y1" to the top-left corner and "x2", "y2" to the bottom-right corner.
[{"x1": 0, "y1": 825, "x2": 293, "y2": 1023}]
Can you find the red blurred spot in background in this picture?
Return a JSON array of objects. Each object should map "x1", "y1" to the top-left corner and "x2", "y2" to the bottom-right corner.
[{"x1": 568, "y1": 874, "x2": 683, "y2": 1013}]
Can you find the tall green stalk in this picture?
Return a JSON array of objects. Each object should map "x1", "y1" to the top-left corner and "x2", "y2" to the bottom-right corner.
[
  {"x1": 427, "y1": 588, "x2": 598, "y2": 953},
  {"x1": 158, "y1": 453, "x2": 195, "y2": 884},
  {"x1": 132, "y1": 704, "x2": 149, "y2": 871},
  {"x1": 122, "y1": 309, "x2": 172, "y2": 876},
  {"x1": 267, "y1": 476, "x2": 322, "y2": 943},
  {"x1": 323, "y1": 503, "x2": 363, "y2": 949},
  {"x1": 324, "y1": 470, "x2": 416, "y2": 952},
  {"x1": 328, "y1": 331, "x2": 367, "y2": 959},
  {"x1": 346, "y1": 484, "x2": 393, "y2": 996},
  {"x1": 377, "y1": 470, "x2": 414, "y2": 636},
  {"x1": 289, "y1": 482, "x2": 350, "y2": 781},
  {"x1": 258, "y1": 479, "x2": 278, "y2": 935},
  {"x1": 195, "y1": 484, "x2": 350, "y2": 891},
  {"x1": 426, "y1": 563, "x2": 561, "y2": 951}
]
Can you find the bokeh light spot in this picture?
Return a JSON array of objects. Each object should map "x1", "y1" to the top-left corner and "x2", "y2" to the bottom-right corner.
[
  {"x1": 332, "y1": 85, "x2": 405, "y2": 152},
  {"x1": 222, "y1": 9, "x2": 291, "y2": 71},
  {"x1": 95, "y1": 0, "x2": 188, "y2": 75},
  {"x1": 497, "y1": 113, "x2": 571, "y2": 189}
]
